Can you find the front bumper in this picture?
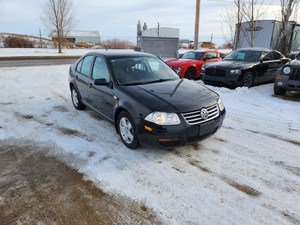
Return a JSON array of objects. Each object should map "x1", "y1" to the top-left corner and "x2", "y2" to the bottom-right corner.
[
  {"x1": 275, "y1": 75, "x2": 300, "y2": 92},
  {"x1": 136, "y1": 110, "x2": 226, "y2": 148},
  {"x1": 201, "y1": 72, "x2": 242, "y2": 87}
]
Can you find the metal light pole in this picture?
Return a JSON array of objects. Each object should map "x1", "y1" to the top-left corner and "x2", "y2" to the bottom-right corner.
[{"x1": 194, "y1": 0, "x2": 201, "y2": 50}]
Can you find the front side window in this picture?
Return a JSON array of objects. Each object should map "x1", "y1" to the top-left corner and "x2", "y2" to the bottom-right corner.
[
  {"x1": 81, "y1": 56, "x2": 94, "y2": 76},
  {"x1": 92, "y1": 57, "x2": 110, "y2": 81},
  {"x1": 205, "y1": 52, "x2": 218, "y2": 59},
  {"x1": 261, "y1": 51, "x2": 273, "y2": 61},
  {"x1": 110, "y1": 56, "x2": 179, "y2": 85},
  {"x1": 181, "y1": 52, "x2": 204, "y2": 60},
  {"x1": 224, "y1": 50, "x2": 261, "y2": 62},
  {"x1": 273, "y1": 51, "x2": 282, "y2": 60}
]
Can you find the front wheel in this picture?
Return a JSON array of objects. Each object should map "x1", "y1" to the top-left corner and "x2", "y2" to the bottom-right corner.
[
  {"x1": 185, "y1": 67, "x2": 196, "y2": 80},
  {"x1": 242, "y1": 72, "x2": 254, "y2": 88},
  {"x1": 274, "y1": 85, "x2": 286, "y2": 95},
  {"x1": 117, "y1": 111, "x2": 139, "y2": 149}
]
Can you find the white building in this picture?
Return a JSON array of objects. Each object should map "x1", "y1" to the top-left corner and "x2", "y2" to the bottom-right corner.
[{"x1": 49, "y1": 30, "x2": 100, "y2": 44}]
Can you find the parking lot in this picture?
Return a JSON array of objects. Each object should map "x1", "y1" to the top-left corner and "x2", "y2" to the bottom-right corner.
[{"x1": 0, "y1": 65, "x2": 299, "y2": 224}]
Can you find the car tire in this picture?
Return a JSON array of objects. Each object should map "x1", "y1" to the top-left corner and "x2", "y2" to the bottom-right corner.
[
  {"x1": 117, "y1": 111, "x2": 139, "y2": 149},
  {"x1": 274, "y1": 85, "x2": 286, "y2": 95},
  {"x1": 185, "y1": 67, "x2": 196, "y2": 80},
  {"x1": 242, "y1": 72, "x2": 254, "y2": 88},
  {"x1": 71, "y1": 86, "x2": 85, "y2": 110}
]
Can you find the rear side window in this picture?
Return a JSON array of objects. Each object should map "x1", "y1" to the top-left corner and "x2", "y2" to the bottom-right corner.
[
  {"x1": 76, "y1": 59, "x2": 83, "y2": 72},
  {"x1": 81, "y1": 56, "x2": 94, "y2": 76}
]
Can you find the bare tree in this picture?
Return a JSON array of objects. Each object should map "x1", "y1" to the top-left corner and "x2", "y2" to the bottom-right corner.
[
  {"x1": 41, "y1": 0, "x2": 75, "y2": 53},
  {"x1": 241, "y1": 0, "x2": 265, "y2": 47},
  {"x1": 278, "y1": 0, "x2": 298, "y2": 55},
  {"x1": 221, "y1": 0, "x2": 244, "y2": 50}
]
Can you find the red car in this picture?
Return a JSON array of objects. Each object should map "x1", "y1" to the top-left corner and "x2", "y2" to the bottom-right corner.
[{"x1": 166, "y1": 50, "x2": 223, "y2": 79}]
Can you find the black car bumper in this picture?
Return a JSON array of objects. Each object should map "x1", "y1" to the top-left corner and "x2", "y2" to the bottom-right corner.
[
  {"x1": 136, "y1": 110, "x2": 226, "y2": 148},
  {"x1": 201, "y1": 72, "x2": 242, "y2": 87},
  {"x1": 275, "y1": 75, "x2": 300, "y2": 92}
]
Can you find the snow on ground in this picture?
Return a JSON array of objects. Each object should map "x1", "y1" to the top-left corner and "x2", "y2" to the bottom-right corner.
[
  {"x1": 0, "y1": 48, "x2": 134, "y2": 57},
  {"x1": 0, "y1": 48, "x2": 231, "y2": 57},
  {"x1": 0, "y1": 65, "x2": 299, "y2": 224}
]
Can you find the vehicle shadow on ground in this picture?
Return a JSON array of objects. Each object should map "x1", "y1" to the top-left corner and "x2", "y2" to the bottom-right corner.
[{"x1": 273, "y1": 91, "x2": 300, "y2": 102}]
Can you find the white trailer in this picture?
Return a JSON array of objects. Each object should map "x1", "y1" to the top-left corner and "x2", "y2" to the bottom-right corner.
[{"x1": 234, "y1": 20, "x2": 300, "y2": 53}]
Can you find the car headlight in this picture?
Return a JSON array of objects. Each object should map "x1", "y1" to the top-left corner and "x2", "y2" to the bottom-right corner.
[
  {"x1": 145, "y1": 112, "x2": 181, "y2": 125},
  {"x1": 174, "y1": 67, "x2": 182, "y2": 74},
  {"x1": 218, "y1": 98, "x2": 225, "y2": 111},
  {"x1": 230, "y1": 69, "x2": 241, "y2": 75},
  {"x1": 282, "y1": 66, "x2": 292, "y2": 75}
]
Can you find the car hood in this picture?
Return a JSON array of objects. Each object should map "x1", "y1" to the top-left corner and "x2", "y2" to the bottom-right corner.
[
  {"x1": 166, "y1": 59, "x2": 198, "y2": 66},
  {"x1": 121, "y1": 79, "x2": 219, "y2": 112},
  {"x1": 205, "y1": 60, "x2": 255, "y2": 69}
]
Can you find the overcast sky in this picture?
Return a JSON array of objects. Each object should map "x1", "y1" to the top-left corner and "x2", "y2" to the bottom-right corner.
[{"x1": 0, "y1": 0, "x2": 299, "y2": 45}]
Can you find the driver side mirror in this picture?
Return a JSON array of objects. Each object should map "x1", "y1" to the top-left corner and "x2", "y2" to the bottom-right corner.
[{"x1": 94, "y1": 78, "x2": 109, "y2": 86}]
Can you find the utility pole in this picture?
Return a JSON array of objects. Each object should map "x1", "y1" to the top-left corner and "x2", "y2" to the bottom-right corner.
[
  {"x1": 194, "y1": 0, "x2": 201, "y2": 50},
  {"x1": 39, "y1": 28, "x2": 42, "y2": 48},
  {"x1": 210, "y1": 33, "x2": 213, "y2": 43},
  {"x1": 251, "y1": 0, "x2": 254, "y2": 47}
]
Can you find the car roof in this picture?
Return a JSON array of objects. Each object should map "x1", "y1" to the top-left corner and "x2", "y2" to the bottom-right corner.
[
  {"x1": 84, "y1": 51, "x2": 155, "y2": 59},
  {"x1": 235, "y1": 47, "x2": 271, "y2": 52},
  {"x1": 190, "y1": 49, "x2": 217, "y2": 53}
]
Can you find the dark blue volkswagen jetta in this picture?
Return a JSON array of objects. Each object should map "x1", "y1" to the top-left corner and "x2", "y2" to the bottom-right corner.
[{"x1": 69, "y1": 51, "x2": 226, "y2": 149}]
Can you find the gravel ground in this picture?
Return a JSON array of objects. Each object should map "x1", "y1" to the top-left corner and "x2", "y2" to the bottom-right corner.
[{"x1": 0, "y1": 139, "x2": 161, "y2": 225}]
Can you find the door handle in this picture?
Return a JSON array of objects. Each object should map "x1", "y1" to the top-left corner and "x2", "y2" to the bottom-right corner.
[
  {"x1": 89, "y1": 83, "x2": 93, "y2": 88},
  {"x1": 75, "y1": 75, "x2": 78, "y2": 79}
]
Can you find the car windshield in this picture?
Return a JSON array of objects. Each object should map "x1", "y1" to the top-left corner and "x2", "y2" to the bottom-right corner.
[
  {"x1": 110, "y1": 56, "x2": 180, "y2": 85},
  {"x1": 223, "y1": 50, "x2": 261, "y2": 62},
  {"x1": 181, "y1": 52, "x2": 204, "y2": 60}
]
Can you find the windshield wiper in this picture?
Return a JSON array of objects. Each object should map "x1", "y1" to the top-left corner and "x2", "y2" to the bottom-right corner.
[{"x1": 144, "y1": 79, "x2": 175, "y2": 84}]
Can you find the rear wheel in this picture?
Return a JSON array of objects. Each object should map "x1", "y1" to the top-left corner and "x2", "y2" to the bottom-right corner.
[
  {"x1": 185, "y1": 67, "x2": 196, "y2": 80},
  {"x1": 242, "y1": 72, "x2": 254, "y2": 88},
  {"x1": 117, "y1": 111, "x2": 139, "y2": 149},
  {"x1": 71, "y1": 87, "x2": 85, "y2": 110},
  {"x1": 274, "y1": 85, "x2": 286, "y2": 95}
]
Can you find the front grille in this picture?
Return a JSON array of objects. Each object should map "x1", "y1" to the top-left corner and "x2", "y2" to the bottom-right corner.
[
  {"x1": 290, "y1": 70, "x2": 300, "y2": 81},
  {"x1": 205, "y1": 68, "x2": 226, "y2": 77},
  {"x1": 182, "y1": 104, "x2": 219, "y2": 125}
]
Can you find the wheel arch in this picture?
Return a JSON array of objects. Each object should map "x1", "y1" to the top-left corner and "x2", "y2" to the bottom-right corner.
[{"x1": 114, "y1": 107, "x2": 129, "y2": 133}]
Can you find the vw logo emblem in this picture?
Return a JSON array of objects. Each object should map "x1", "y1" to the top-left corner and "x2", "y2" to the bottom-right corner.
[{"x1": 200, "y1": 108, "x2": 209, "y2": 119}]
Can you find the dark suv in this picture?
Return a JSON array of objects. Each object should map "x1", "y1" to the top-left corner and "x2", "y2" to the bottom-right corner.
[
  {"x1": 274, "y1": 53, "x2": 300, "y2": 95},
  {"x1": 69, "y1": 51, "x2": 226, "y2": 149}
]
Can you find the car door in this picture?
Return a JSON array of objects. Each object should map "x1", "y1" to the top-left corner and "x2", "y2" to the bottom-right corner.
[
  {"x1": 258, "y1": 51, "x2": 275, "y2": 83},
  {"x1": 73, "y1": 55, "x2": 94, "y2": 102},
  {"x1": 87, "y1": 56, "x2": 115, "y2": 121}
]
